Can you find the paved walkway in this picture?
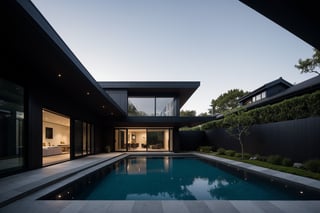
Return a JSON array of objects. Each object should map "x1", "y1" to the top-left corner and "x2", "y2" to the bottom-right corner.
[
  {"x1": 1, "y1": 152, "x2": 320, "y2": 213},
  {"x1": 0, "y1": 152, "x2": 126, "y2": 207}
]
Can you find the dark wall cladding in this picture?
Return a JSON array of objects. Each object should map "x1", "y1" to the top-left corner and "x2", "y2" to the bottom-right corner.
[
  {"x1": 105, "y1": 90, "x2": 128, "y2": 113},
  {"x1": 179, "y1": 131, "x2": 206, "y2": 151},
  {"x1": 205, "y1": 117, "x2": 320, "y2": 162}
]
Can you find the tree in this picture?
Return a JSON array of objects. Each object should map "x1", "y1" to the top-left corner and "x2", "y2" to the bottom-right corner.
[
  {"x1": 198, "y1": 112, "x2": 210, "y2": 117},
  {"x1": 128, "y1": 103, "x2": 147, "y2": 116},
  {"x1": 295, "y1": 48, "x2": 320, "y2": 75},
  {"x1": 223, "y1": 109, "x2": 254, "y2": 159},
  {"x1": 180, "y1": 110, "x2": 196, "y2": 117},
  {"x1": 209, "y1": 89, "x2": 248, "y2": 115}
]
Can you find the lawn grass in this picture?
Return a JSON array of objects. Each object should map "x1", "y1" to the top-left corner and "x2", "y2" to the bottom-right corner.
[{"x1": 203, "y1": 152, "x2": 320, "y2": 180}]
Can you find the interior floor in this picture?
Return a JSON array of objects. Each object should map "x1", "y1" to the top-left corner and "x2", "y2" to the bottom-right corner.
[{"x1": 42, "y1": 153, "x2": 70, "y2": 166}]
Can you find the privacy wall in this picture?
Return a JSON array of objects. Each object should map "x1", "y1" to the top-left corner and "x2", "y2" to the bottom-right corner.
[
  {"x1": 179, "y1": 131, "x2": 206, "y2": 151},
  {"x1": 205, "y1": 117, "x2": 320, "y2": 162}
]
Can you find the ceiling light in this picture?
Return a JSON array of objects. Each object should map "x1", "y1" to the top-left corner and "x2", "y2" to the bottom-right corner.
[{"x1": 86, "y1": 91, "x2": 90, "y2": 96}]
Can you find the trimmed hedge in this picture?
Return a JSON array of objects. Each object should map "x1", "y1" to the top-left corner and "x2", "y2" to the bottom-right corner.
[
  {"x1": 198, "y1": 146, "x2": 212, "y2": 153},
  {"x1": 214, "y1": 149, "x2": 320, "y2": 175},
  {"x1": 225, "y1": 150, "x2": 236, "y2": 156},
  {"x1": 267, "y1": 155, "x2": 283, "y2": 165},
  {"x1": 200, "y1": 90, "x2": 320, "y2": 130},
  {"x1": 282, "y1": 158, "x2": 293, "y2": 167},
  {"x1": 304, "y1": 159, "x2": 320, "y2": 173},
  {"x1": 217, "y1": 148, "x2": 226, "y2": 155}
]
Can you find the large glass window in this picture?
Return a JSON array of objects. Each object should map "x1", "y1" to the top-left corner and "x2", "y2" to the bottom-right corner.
[
  {"x1": 147, "y1": 129, "x2": 166, "y2": 151},
  {"x1": 156, "y1": 97, "x2": 175, "y2": 116},
  {"x1": 0, "y1": 79, "x2": 24, "y2": 175},
  {"x1": 128, "y1": 98, "x2": 155, "y2": 116},
  {"x1": 115, "y1": 129, "x2": 127, "y2": 151},
  {"x1": 128, "y1": 97, "x2": 177, "y2": 116},
  {"x1": 128, "y1": 129, "x2": 147, "y2": 151},
  {"x1": 114, "y1": 128, "x2": 172, "y2": 152},
  {"x1": 42, "y1": 110, "x2": 70, "y2": 166}
]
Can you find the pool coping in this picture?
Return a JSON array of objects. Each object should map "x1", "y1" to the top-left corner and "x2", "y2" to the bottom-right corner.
[{"x1": 1, "y1": 152, "x2": 320, "y2": 213}]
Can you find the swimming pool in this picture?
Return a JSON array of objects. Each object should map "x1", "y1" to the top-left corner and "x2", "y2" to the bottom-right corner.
[{"x1": 40, "y1": 155, "x2": 320, "y2": 200}]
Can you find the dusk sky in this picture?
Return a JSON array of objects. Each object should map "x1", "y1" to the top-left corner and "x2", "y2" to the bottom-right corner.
[{"x1": 31, "y1": 0, "x2": 316, "y2": 114}]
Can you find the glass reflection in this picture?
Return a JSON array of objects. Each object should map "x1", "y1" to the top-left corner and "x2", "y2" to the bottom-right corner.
[
  {"x1": 80, "y1": 157, "x2": 259, "y2": 200},
  {"x1": 0, "y1": 79, "x2": 24, "y2": 175},
  {"x1": 128, "y1": 97, "x2": 177, "y2": 116},
  {"x1": 128, "y1": 97, "x2": 154, "y2": 116},
  {"x1": 156, "y1": 97, "x2": 175, "y2": 116},
  {"x1": 55, "y1": 156, "x2": 320, "y2": 200},
  {"x1": 114, "y1": 128, "x2": 171, "y2": 152}
]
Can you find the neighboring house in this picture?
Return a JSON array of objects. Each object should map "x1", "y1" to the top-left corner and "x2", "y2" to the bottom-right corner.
[
  {"x1": 1, "y1": 0, "x2": 213, "y2": 177},
  {"x1": 239, "y1": 76, "x2": 320, "y2": 110},
  {"x1": 239, "y1": 77, "x2": 292, "y2": 107}
]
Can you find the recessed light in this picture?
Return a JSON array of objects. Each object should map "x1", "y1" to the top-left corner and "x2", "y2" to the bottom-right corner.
[
  {"x1": 86, "y1": 92, "x2": 90, "y2": 95},
  {"x1": 57, "y1": 73, "x2": 62, "y2": 78}
]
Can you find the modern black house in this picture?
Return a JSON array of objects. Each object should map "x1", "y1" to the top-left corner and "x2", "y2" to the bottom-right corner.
[
  {"x1": 2, "y1": 0, "x2": 320, "y2": 178},
  {"x1": 1, "y1": 0, "x2": 213, "y2": 177},
  {"x1": 239, "y1": 77, "x2": 292, "y2": 106},
  {"x1": 239, "y1": 75, "x2": 320, "y2": 110},
  {"x1": 100, "y1": 81, "x2": 212, "y2": 152}
]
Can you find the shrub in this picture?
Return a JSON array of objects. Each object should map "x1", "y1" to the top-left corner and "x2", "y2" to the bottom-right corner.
[
  {"x1": 257, "y1": 155, "x2": 267, "y2": 162},
  {"x1": 225, "y1": 150, "x2": 236, "y2": 156},
  {"x1": 201, "y1": 120, "x2": 224, "y2": 130},
  {"x1": 243, "y1": 153, "x2": 251, "y2": 159},
  {"x1": 304, "y1": 159, "x2": 320, "y2": 173},
  {"x1": 217, "y1": 148, "x2": 226, "y2": 155},
  {"x1": 282, "y1": 158, "x2": 293, "y2": 167},
  {"x1": 249, "y1": 154, "x2": 261, "y2": 160},
  {"x1": 267, "y1": 155, "x2": 283, "y2": 165},
  {"x1": 235, "y1": 153, "x2": 242, "y2": 158},
  {"x1": 198, "y1": 146, "x2": 212, "y2": 153}
]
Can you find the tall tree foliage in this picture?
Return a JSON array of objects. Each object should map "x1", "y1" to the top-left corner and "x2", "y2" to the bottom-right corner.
[
  {"x1": 209, "y1": 89, "x2": 248, "y2": 115},
  {"x1": 295, "y1": 48, "x2": 320, "y2": 75},
  {"x1": 180, "y1": 110, "x2": 196, "y2": 117}
]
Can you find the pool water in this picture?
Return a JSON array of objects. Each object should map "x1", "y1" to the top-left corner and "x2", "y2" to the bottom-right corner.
[{"x1": 41, "y1": 156, "x2": 320, "y2": 200}]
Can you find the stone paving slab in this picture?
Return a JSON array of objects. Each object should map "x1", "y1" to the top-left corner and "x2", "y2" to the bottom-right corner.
[
  {"x1": 0, "y1": 152, "x2": 125, "y2": 207},
  {"x1": 1, "y1": 200, "x2": 320, "y2": 213}
]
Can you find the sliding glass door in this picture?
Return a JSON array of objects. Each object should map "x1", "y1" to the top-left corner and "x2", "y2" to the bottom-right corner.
[
  {"x1": 114, "y1": 128, "x2": 172, "y2": 152},
  {"x1": 115, "y1": 128, "x2": 127, "y2": 151},
  {"x1": 74, "y1": 120, "x2": 94, "y2": 157},
  {"x1": 42, "y1": 110, "x2": 70, "y2": 166}
]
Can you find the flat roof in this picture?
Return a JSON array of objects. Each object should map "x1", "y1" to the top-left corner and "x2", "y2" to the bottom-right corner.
[
  {"x1": 239, "y1": 0, "x2": 320, "y2": 50},
  {"x1": 100, "y1": 81, "x2": 200, "y2": 108},
  {"x1": 7, "y1": 0, "x2": 125, "y2": 117}
]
